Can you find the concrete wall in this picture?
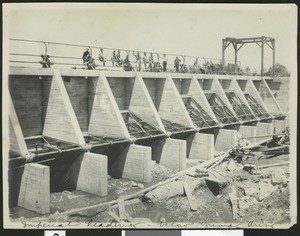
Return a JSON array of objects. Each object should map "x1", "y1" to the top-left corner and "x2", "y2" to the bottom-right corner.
[
  {"x1": 9, "y1": 75, "x2": 51, "y2": 137},
  {"x1": 106, "y1": 77, "x2": 134, "y2": 110},
  {"x1": 64, "y1": 77, "x2": 89, "y2": 132}
]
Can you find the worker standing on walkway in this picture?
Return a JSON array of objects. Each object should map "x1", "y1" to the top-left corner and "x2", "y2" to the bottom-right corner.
[
  {"x1": 162, "y1": 54, "x2": 168, "y2": 72},
  {"x1": 133, "y1": 51, "x2": 142, "y2": 71},
  {"x1": 98, "y1": 48, "x2": 106, "y2": 66},
  {"x1": 148, "y1": 53, "x2": 154, "y2": 72},
  {"x1": 116, "y1": 50, "x2": 122, "y2": 66},
  {"x1": 123, "y1": 54, "x2": 133, "y2": 71},
  {"x1": 174, "y1": 57, "x2": 181, "y2": 72},
  {"x1": 111, "y1": 50, "x2": 117, "y2": 67},
  {"x1": 142, "y1": 52, "x2": 148, "y2": 71}
]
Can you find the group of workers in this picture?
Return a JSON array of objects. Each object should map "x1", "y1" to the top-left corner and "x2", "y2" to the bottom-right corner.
[
  {"x1": 81, "y1": 47, "x2": 202, "y2": 73},
  {"x1": 38, "y1": 47, "x2": 205, "y2": 74}
]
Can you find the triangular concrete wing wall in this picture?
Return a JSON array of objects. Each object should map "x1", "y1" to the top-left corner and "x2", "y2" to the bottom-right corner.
[
  {"x1": 8, "y1": 94, "x2": 28, "y2": 156},
  {"x1": 43, "y1": 69, "x2": 86, "y2": 146},
  {"x1": 88, "y1": 72, "x2": 130, "y2": 138},
  {"x1": 252, "y1": 78, "x2": 284, "y2": 117},
  {"x1": 129, "y1": 73, "x2": 166, "y2": 133}
]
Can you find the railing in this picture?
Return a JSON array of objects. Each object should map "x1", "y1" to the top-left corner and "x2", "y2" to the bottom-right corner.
[{"x1": 8, "y1": 38, "x2": 243, "y2": 75}]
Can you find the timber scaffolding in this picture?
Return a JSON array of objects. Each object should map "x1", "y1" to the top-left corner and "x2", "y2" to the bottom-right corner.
[{"x1": 7, "y1": 39, "x2": 287, "y2": 215}]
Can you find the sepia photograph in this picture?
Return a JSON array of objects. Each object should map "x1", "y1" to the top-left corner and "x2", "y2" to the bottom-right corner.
[{"x1": 2, "y1": 3, "x2": 297, "y2": 229}]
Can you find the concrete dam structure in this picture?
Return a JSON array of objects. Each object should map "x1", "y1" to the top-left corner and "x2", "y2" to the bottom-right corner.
[{"x1": 7, "y1": 41, "x2": 288, "y2": 215}]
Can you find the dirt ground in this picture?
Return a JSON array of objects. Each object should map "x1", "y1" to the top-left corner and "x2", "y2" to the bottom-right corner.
[{"x1": 10, "y1": 152, "x2": 291, "y2": 226}]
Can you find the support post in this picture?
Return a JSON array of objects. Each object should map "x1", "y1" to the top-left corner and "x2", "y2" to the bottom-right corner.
[
  {"x1": 234, "y1": 43, "x2": 238, "y2": 73},
  {"x1": 76, "y1": 152, "x2": 108, "y2": 196},
  {"x1": 186, "y1": 133, "x2": 214, "y2": 161},
  {"x1": 261, "y1": 36, "x2": 265, "y2": 76},
  {"x1": 110, "y1": 144, "x2": 152, "y2": 183},
  {"x1": 272, "y1": 39, "x2": 275, "y2": 77},
  {"x1": 18, "y1": 163, "x2": 50, "y2": 214},
  {"x1": 152, "y1": 138, "x2": 187, "y2": 172},
  {"x1": 222, "y1": 39, "x2": 225, "y2": 69}
]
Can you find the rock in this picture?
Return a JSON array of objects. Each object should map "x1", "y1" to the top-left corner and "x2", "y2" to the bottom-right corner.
[
  {"x1": 257, "y1": 180, "x2": 278, "y2": 201},
  {"x1": 137, "y1": 183, "x2": 145, "y2": 189},
  {"x1": 271, "y1": 169, "x2": 287, "y2": 185},
  {"x1": 238, "y1": 196, "x2": 258, "y2": 210},
  {"x1": 227, "y1": 159, "x2": 237, "y2": 172},
  {"x1": 160, "y1": 217, "x2": 166, "y2": 223},
  {"x1": 243, "y1": 187, "x2": 258, "y2": 196}
]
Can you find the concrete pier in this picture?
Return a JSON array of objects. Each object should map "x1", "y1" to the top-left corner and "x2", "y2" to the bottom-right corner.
[{"x1": 8, "y1": 67, "x2": 286, "y2": 214}]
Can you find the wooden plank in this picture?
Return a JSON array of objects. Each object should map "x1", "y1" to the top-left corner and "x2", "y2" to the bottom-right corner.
[
  {"x1": 183, "y1": 182, "x2": 198, "y2": 211},
  {"x1": 42, "y1": 68, "x2": 86, "y2": 146},
  {"x1": 118, "y1": 196, "x2": 126, "y2": 221},
  {"x1": 107, "y1": 211, "x2": 123, "y2": 222}
]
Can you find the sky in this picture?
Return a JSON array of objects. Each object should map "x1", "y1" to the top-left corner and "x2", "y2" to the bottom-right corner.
[{"x1": 4, "y1": 3, "x2": 297, "y2": 72}]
